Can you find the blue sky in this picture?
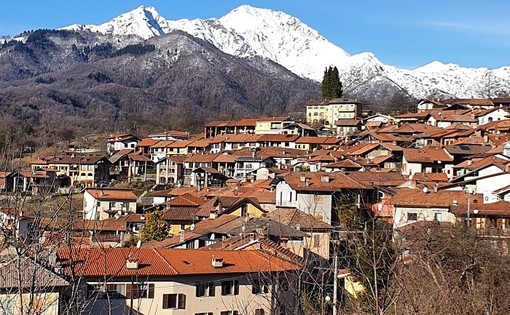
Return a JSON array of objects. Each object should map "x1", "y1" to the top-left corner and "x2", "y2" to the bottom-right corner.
[{"x1": 1, "y1": 0, "x2": 509, "y2": 70}]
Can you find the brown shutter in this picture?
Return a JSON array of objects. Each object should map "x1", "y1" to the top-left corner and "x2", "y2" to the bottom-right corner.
[
  {"x1": 178, "y1": 294, "x2": 186, "y2": 309},
  {"x1": 233, "y1": 280, "x2": 239, "y2": 295},
  {"x1": 162, "y1": 294, "x2": 169, "y2": 309},
  {"x1": 208, "y1": 282, "x2": 215, "y2": 296},
  {"x1": 125, "y1": 284, "x2": 133, "y2": 299},
  {"x1": 148, "y1": 284, "x2": 154, "y2": 298}
]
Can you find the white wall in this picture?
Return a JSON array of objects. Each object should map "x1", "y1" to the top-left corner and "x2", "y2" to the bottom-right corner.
[{"x1": 393, "y1": 206, "x2": 455, "y2": 230}]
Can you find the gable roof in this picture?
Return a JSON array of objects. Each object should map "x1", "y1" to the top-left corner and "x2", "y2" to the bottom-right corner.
[
  {"x1": 403, "y1": 147, "x2": 453, "y2": 163},
  {"x1": 279, "y1": 172, "x2": 367, "y2": 191},
  {"x1": 57, "y1": 247, "x2": 299, "y2": 278},
  {"x1": 85, "y1": 188, "x2": 138, "y2": 201},
  {"x1": 266, "y1": 209, "x2": 333, "y2": 231},
  {"x1": 0, "y1": 255, "x2": 68, "y2": 289}
]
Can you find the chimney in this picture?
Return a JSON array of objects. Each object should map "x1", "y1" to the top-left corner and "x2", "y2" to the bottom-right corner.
[
  {"x1": 126, "y1": 259, "x2": 139, "y2": 270},
  {"x1": 209, "y1": 210, "x2": 218, "y2": 220},
  {"x1": 300, "y1": 175, "x2": 307, "y2": 182},
  {"x1": 320, "y1": 175, "x2": 330, "y2": 183},
  {"x1": 211, "y1": 256, "x2": 224, "y2": 268}
]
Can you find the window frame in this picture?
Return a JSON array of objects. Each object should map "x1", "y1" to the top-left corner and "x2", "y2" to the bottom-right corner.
[
  {"x1": 162, "y1": 293, "x2": 186, "y2": 309},
  {"x1": 221, "y1": 280, "x2": 239, "y2": 296}
]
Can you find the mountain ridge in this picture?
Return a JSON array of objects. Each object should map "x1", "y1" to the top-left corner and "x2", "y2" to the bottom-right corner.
[{"x1": 60, "y1": 5, "x2": 510, "y2": 99}]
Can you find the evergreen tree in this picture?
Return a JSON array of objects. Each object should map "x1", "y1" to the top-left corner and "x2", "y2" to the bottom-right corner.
[
  {"x1": 321, "y1": 66, "x2": 343, "y2": 99},
  {"x1": 331, "y1": 66, "x2": 343, "y2": 98}
]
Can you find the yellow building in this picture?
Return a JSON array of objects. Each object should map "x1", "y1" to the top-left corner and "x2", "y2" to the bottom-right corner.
[{"x1": 306, "y1": 98, "x2": 362, "y2": 128}]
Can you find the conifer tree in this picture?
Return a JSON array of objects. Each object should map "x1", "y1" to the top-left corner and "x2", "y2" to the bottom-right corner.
[{"x1": 321, "y1": 66, "x2": 343, "y2": 99}]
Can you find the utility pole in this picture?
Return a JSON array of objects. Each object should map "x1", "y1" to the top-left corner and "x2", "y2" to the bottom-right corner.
[
  {"x1": 467, "y1": 192, "x2": 471, "y2": 228},
  {"x1": 333, "y1": 254, "x2": 338, "y2": 315}
]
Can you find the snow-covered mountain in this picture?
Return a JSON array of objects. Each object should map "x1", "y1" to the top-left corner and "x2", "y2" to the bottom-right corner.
[{"x1": 62, "y1": 5, "x2": 510, "y2": 99}]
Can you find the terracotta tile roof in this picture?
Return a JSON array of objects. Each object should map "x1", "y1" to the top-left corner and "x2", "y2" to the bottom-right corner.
[
  {"x1": 322, "y1": 159, "x2": 363, "y2": 170},
  {"x1": 76, "y1": 219, "x2": 128, "y2": 232},
  {"x1": 256, "y1": 147, "x2": 307, "y2": 159},
  {"x1": 393, "y1": 112, "x2": 430, "y2": 119},
  {"x1": 307, "y1": 153, "x2": 336, "y2": 163},
  {"x1": 150, "y1": 140, "x2": 175, "y2": 148},
  {"x1": 403, "y1": 147, "x2": 453, "y2": 163},
  {"x1": 450, "y1": 200, "x2": 510, "y2": 217},
  {"x1": 109, "y1": 149, "x2": 134, "y2": 163},
  {"x1": 137, "y1": 138, "x2": 160, "y2": 147},
  {"x1": 128, "y1": 152, "x2": 152, "y2": 162},
  {"x1": 222, "y1": 134, "x2": 262, "y2": 143},
  {"x1": 380, "y1": 143, "x2": 403, "y2": 151},
  {"x1": 163, "y1": 207, "x2": 201, "y2": 221},
  {"x1": 392, "y1": 188, "x2": 474, "y2": 208},
  {"x1": 486, "y1": 134, "x2": 510, "y2": 146},
  {"x1": 266, "y1": 208, "x2": 333, "y2": 231},
  {"x1": 444, "y1": 144, "x2": 493, "y2": 156},
  {"x1": 167, "y1": 193, "x2": 206, "y2": 207},
  {"x1": 411, "y1": 172, "x2": 449, "y2": 182},
  {"x1": 187, "y1": 138, "x2": 211, "y2": 148},
  {"x1": 205, "y1": 236, "x2": 305, "y2": 265},
  {"x1": 257, "y1": 134, "x2": 300, "y2": 142},
  {"x1": 204, "y1": 120, "x2": 237, "y2": 127},
  {"x1": 184, "y1": 153, "x2": 220, "y2": 163},
  {"x1": 466, "y1": 156, "x2": 508, "y2": 172},
  {"x1": 213, "y1": 153, "x2": 239, "y2": 163},
  {"x1": 280, "y1": 172, "x2": 367, "y2": 191},
  {"x1": 239, "y1": 189, "x2": 276, "y2": 204},
  {"x1": 345, "y1": 171, "x2": 407, "y2": 187},
  {"x1": 167, "y1": 140, "x2": 195, "y2": 148},
  {"x1": 85, "y1": 188, "x2": 138, "y2": 201},
  {"x1": 451, "y1": 98, "x2": 495, "y2": 106},
  {"x1": 334, "y1": 119, "x2": 361, "y2": 126},
  {"x1": 257, "y1": 116, "x2": 291, "y2": 122},
  {"x1": 234, "y1": 118, "x2": 258, "y2": 126},
  {"x1": 345, "y1": 143, "x2": 380, "y2": 156},
  {"x1": 295, "y1": 137, "x2": 338, "y2": 144}
]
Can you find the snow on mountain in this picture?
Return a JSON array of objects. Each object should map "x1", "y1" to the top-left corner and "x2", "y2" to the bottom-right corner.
[
  {"x1": 62, "y1": 5, "x2": 171, "y2": 39},
  {"x1": 60, "y1": 5, "x2": 510, "y2": 99}
]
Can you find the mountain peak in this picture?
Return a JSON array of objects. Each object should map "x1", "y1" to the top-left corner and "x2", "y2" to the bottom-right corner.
[{"x1": 61, "y1": 5, "x2": 170, "y2": 39}]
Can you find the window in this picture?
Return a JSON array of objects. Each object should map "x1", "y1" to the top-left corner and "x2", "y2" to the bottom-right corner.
[
  {"x1": 221, "y1": 280, "x2": 239, "y2": 295},
  {"x1": 434, "y1": 212, "x2": 443, "y2": 221},
  {"x1": 289, "y1": 192, "x2": 293, "y2": 202},
  {"x1": 162, "y1": 293, "x2": 186, "y2": 309},
  {"x1": 255, "y1": 309, "x2": 265, "y2": 315},
  {"x1": 220, "y1": 311, "x2": 238, "y2": 315},
  {"x1": 126, "y1": 283, "x2": 154, "y2": 299},
  {"x1": 87, "y1": 283, "x2": 125, "y2": 299},
  {"x1": 313, "y1": 234, "x2": 321, "y2": 247},
  {"x1": 407, "y1": 213, "x2": 418, "y2": 221},
  {"x1": 196, "y1": 282, "x2": 215, "y2": 297},
  {"x1": 252, "y1": 279, "x2": 269, "y2": 294},
  {"x1": 196, "y1": 313, "x2": 213, "y2": 315}
]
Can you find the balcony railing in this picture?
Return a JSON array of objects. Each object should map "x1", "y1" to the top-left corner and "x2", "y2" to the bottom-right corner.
[{"x1": 476, "y1": 228, "x2": 510, "y2": 239}]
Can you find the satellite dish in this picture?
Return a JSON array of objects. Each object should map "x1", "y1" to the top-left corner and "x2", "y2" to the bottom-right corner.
[
  {"x1": 190, "y1": 223, "x2": 195, "y2": 231},
  {"x1": 422, "y1": 187, "x2": 428, "y2": 194},
  {"x1": 136, "y1": 239, "x2": 142, "y2": 249}
]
